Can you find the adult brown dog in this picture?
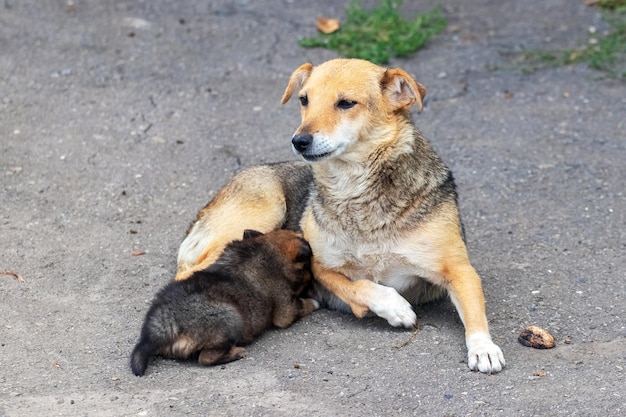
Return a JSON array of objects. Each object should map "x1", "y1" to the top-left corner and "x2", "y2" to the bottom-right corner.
[
  {"x1": 176, "y1": 59, "x2": 505, "y2": 373},
  {"x1": 131, "y1": 229, "x2": 317, "y2": 376}
]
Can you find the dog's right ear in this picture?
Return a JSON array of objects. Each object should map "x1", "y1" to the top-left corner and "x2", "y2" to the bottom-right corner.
[
  {"x1": 281, "y1": 63, "x2": 313, "y2": 104},
  {"x1": 243, "y1": 229, "x2": 263, "y2": 240}
]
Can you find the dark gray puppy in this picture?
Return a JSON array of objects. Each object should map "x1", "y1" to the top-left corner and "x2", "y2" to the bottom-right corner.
[{"x1": 130, "y1": 229, "x2": 318, "y2": 376}]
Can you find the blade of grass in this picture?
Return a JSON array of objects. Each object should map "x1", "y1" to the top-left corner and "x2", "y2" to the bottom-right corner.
[{"x1": 512, "y1": 5, "x2": 626, "y2": 78}]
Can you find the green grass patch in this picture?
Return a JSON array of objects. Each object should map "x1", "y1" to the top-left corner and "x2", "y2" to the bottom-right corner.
[
  {"x1": 515, "y1": 6, "x2": 626, "y2": 78},
  {"x1": 594, "y1": 0, "x2": 626, "y2": 11},
  {"x1": 298, "y1": 0, "x2": 446, "y2": 65}
]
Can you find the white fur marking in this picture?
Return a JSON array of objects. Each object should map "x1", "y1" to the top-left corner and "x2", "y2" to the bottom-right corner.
[
  {"x1": 466, "y1": 332, "x2": 506, "y2": 373},
  {"x1": 177, "y1": 222, "x2": 210, "y2": 266},
  {"x1": 368, "y1": 284, "x2": 416, "y2": 328}
]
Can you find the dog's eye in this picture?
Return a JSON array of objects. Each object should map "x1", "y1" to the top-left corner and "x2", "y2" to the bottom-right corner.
[
  {"x1": 299, "y1": 95, "x2": 308, "y2": 106},
  {"x1": 337, "y1": 99, "x2": 357, "y2": 110}
]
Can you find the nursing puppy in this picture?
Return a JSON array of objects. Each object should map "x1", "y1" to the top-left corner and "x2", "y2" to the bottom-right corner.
[
  {"x1": 175, "y1": 59, "x2": 505, "y2": 373},
  {"x1": 130, "y1": 229, "x2": 317, "y2": 376}
]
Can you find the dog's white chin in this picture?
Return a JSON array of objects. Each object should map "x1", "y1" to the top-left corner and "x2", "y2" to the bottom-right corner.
[
  {"x1": 292, "y1": 144, "x2": 346, "y2": 163},
  {"x1": 299, "y1": 151, "x2": 334, "y2": 162}
]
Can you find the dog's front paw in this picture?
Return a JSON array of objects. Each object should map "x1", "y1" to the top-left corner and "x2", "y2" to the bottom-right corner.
[
  {"x1": 466, "y1": 332, "x2": 506, "y2": 374},
  {"x1": 368, "y1": 284, "x2": 416, "y2": 328}
]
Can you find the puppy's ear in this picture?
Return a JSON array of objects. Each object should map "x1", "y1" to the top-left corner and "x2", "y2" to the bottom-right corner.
[
  {"x1": 295, "y1": 240, "x2": 312, "y2": 263},
  {"x1": 243, "y1": 229, "x2": 263, "y2": 240},
  {"x1": 281, "y1": 63, "x2": 313, "y2": 104},
  {"x1": 381, "y1": 68, "x2": 427, "y2": 111}
]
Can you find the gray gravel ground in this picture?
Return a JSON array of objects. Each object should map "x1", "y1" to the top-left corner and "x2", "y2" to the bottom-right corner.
[{"x1": 1, "y1": 0, "x2": 625, "y2": 416}]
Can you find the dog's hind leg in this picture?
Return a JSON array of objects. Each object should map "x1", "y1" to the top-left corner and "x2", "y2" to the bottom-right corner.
[
  {"x1": 198, "y1": 346, "x2": 247, "y2": 366},
  {"x1": 271, "y1": 298, "x2": 320, "y2": 328},
  {"x1": 176, "y1": 166, "x2": 289, "y2": 280}
]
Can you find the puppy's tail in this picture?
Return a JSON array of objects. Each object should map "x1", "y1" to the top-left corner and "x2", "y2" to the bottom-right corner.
[{"x1": 130, "y1": 337, "x2": 159, "y2": 376}]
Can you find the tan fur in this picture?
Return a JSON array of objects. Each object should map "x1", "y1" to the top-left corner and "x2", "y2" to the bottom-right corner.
[
  {"x1": 176, "y1": 59, "x2": 505, "y2": 373},
  {"x1": 176, "y1": 166, "x2": 288, "y2": 280}
]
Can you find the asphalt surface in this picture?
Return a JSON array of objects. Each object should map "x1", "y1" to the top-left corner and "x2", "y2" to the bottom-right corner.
[{"x1": 1, "y1": 0, "x2": 625, "y2": 416}]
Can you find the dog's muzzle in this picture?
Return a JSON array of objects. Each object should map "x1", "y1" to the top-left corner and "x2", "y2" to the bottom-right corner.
[{"x1": 292, "y1": 133, "x2": 338, "y2": 162}]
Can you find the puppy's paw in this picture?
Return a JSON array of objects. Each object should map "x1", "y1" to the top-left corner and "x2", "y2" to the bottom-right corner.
[
  {"x1": 466, "y1": 332, "x2": 506, "y2": 374},
  {"x1": 231, "y1": 346, "x2": 247, "y2": 360},
  {"x1": 368, "y1": 284, "x2": 416, "y2": 328},
  {"x1": 301, "y1": 298, "x2": 320, "y2": 316},
  {"x1": 294, "y1": 298, "x2": 320, "y2": 318}
]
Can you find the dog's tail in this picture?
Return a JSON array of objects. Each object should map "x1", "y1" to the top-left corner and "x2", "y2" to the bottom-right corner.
[
  {"x1": 130, "y1": 303, "x2": 175, "y2": 376},
  {"x1": 130, "y1": 337, "x2": 159, "y2": 376}
]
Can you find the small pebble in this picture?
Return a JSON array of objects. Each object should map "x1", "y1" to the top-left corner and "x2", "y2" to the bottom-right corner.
[{"x1": 519, "y1": 325, "x2": 556, "y2": 349}]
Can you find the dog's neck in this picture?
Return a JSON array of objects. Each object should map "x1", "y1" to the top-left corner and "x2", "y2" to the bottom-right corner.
[{"x1": 310, "y1": 121, "x2": 453, "y2": 237}]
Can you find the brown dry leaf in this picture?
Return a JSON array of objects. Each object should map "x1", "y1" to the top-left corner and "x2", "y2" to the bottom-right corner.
[
  {"x1": 533, "y1": 371, "x2": 548, "y2": 377},
  {"x1": 316, "y1": 17, "x2": 340, "y2": 34},
  {"x1": 1, "y1": 271, "x2": 24, "y2": 283},
  {"x1": 131, "y1": 250, "x2": 146, "y2": 256},
  {"x1": 569, "y1": 51, "x2": 584, "y2": 61}
]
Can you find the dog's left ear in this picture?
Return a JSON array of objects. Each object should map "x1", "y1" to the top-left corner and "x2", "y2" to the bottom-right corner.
[
  {"x1": 281, "y1": 63, "x2": 313, "y2": 104},
  {"x1": 243, "y1": 229, "x2": 263, "y2": 240},
  {"x1": 381, "y1": 68, "x2": 427, "y2": 111}
]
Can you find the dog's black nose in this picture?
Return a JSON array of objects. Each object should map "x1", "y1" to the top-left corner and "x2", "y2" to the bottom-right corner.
[{"x1": 292, "y1": 134, "x2": 313, "y2": 153}]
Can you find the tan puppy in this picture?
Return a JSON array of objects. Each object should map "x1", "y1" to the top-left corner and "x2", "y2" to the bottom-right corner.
[{"x1": 176, "y1": 59, "x2": 505, "y2": 373}]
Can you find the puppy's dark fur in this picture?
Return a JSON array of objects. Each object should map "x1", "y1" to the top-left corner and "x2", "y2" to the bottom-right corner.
[{"x1": 130, "y1": 229, "x2": 318, "y2": 376}]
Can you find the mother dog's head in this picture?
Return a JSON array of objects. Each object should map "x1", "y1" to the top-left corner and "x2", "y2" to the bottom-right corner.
[{"x1": 281, "y1": 59, "x2": 426, "y2": 163}]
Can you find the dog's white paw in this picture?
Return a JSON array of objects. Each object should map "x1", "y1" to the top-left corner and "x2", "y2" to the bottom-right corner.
[
  {"x1": 466, "y1": 332, "x2": 506, "y2": 374},
  {"x1": 368, "y1": 285, "x2": 416, "y2": 328}
]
